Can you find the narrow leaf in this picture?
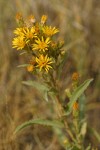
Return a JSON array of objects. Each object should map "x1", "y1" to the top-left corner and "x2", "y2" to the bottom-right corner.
[
  {"x1": 22, "y1": 80, "x2": 50, "y2": 101},
  {"x1": 80, "y1": 122, "x2": 87, "y2": 136},
  {"x1": 86, "y1": 144, "x2": 91, "y2": 150},
  {"x1": 65, "y1": 79, "x2": 93, "y2": 115},
  {"x1": 22, "y1": 80, "x2": 49, "y2": 92},
  {"x1": 89, "y1": 127, "x2": 100, "y2": 142},
  {"x1": 17, "y1": 64, "x2": 29, "y2": 68},
  {"x1": 14, "y1": 119, "x2": 64, "y2": 134},
  {"x1": 79, "y1": 94, "x2": 86, "y2": 120},
  {"x1": 19, "y1": 51, "x2": 27, "y2": 55},
  {"x1": 44, "y1": 91, "x2": 49, "y2": 102}
]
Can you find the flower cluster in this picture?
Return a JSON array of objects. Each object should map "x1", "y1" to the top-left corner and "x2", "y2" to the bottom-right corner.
[{"x1": 12, "y1": 14, "x2": 64, "y2": 73}]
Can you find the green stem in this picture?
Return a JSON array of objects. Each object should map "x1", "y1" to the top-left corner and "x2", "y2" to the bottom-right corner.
[
  {"x1": 49, "y1": 72, "x2": 76, "y2": 143},
  {"x1": 55, "y1": 95, "x2": 76, "y2": 143},
  {"x1": 73, "y1": 117, "x2": 84, "y2": 150}
]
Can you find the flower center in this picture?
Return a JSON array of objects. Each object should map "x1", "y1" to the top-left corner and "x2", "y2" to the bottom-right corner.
[{"x1": 39, "y1": 42, "x2": 47, "y2": 49}]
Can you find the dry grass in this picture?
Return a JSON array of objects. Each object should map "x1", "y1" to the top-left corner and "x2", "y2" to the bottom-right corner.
[{"x1": 0, "y1": 0, "x2": 100, "y2": 149}]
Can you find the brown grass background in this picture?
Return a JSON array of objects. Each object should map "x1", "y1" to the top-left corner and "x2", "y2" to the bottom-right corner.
[{"x1": 0, "y1": 0, "x2": 100, "y2": 149}]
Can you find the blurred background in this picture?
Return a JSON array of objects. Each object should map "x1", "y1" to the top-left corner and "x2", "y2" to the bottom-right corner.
[{"x1": 0, "y1": 0, "x2": 100, "y2": 149}]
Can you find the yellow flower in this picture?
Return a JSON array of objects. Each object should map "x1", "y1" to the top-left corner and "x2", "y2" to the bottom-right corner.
[
  {"x1": 43, "y1": 26, "x2": 59, "y2": 36},
  {"x1": 13, "y1": 28, "x2": 24, "y2": 36},
  {"x1": 36, "y1": 55, "x2": 53, "y2": 72},
  {"x1": 73, "y1": 102, "x2": 79, "y2": 111},
  {"x1": 27, "y1": 64, "x2": 34, "y2": 72},
  {"x1": 16, "y1": 13, "x2": 23, "y2": 20},
  {"x1": 72, "y1": 72, "x2": 79, "y2": 81},
  {"x1": 41, "y1": 15, "x2": 47, "y2": 24},
  {"x1": 32, "y1": 37, "x2": 51, "y2": 52},
  {"x1": 12, "y1": 36, "x2": 26, "y2": 50},
  {"x1": 14, "y1": 27, "x2": 37, "y2": 40},
  {"x1": 23, "y1": 27, "x2": 37, "y2": 39}
]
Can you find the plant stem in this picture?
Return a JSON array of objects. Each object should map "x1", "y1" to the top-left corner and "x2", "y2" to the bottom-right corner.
[
  {"x1": 55, "y1": 94, "x2": 76, "y2": 142},
  {"x1": 49, "y1": 72, "x2": 76, "y2": 142}
]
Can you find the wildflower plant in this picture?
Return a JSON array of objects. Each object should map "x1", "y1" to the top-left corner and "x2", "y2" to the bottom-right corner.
[{"x1": 12, "y1": 14, "x2": 95, "y2": 150}]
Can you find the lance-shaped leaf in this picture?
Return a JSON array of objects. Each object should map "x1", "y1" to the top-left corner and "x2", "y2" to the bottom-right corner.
[
  {"x1": 14, "y1": 119, "x2": 64, "y2": 134},
  {"x1": 17, "y1": 64, "x2": 29, "y2": 68},
  {"x1": 22, "y1": 80, "x2": 49, "y2": 91},
  {"x1": 89, "y1": 127, "x2": 100, "y2": 142},
  {"x1": 22, "y1": 80, "x2": 50, "y2": 101},
  {"x1": 65, "y1": 79, "x2": 93, "y2": 115},
  {"x1": 19, "y1": 51, "x2": 27, "y2": 55},
  {"x1": 86, "y1": 144, "x2": 91, "y2": 150}
]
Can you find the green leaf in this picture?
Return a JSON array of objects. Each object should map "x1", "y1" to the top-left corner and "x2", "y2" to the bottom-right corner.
[
  {"x1": 79, "y1": 94, "x2": 86, "y2": 120},
  {"x1": 14, "y1": 119, "x2": 64, "y2": 134},
  {"x1": 65, "y1": 79, "x2": 93, "y2": 115},
  {"x1": 80, "y1": 122, "x2": 87, "y2": 136},
  {"x1": 89, "y1": 127, "x2": 100, "y2": 142},
  {"x1": 19, "y1": 51, "x2": 27, "y2": 55},
  {"x1": 17, "y1": 64, "x2": 29, "y2": 68},
  {"x1": 44, "y1": 90, "x2": 49, "y2": 102},
  {"x1": 22, "y1": 80, "x2": 49, "y2": 92},
  {"x1": 22, "y1": 80, "x2": 50, "y2": 101},
  {"x1": 86, "y1": 144, "x2": 91, "y2": 150},
  {"x1": 53, "y1": 127, "x2": 70, "y2": 150}
]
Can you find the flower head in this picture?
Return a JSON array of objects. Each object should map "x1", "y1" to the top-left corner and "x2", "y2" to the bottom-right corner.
[
  {"x1": 36, "y1": 54, "x2": 53, "y2": 72},
  {"x1": 43, "y1": 26, "x2": 59, "y2": 36},
  {"x1": 73, "y1": 102, "x2": 79, "y2": 111},
  {"x1": 12, "y1": 36, "x2": 26, "y2": 50},
  {"x1": 16, "y1": 13, "x2": 23, "y2": 21},
  {"x1": 72, "y1": 72, "x2": 79, "y2": 81},
  {"x1": 32, "y1": 37, "x2": 51, "y2": 52},
  {"x1": 28, "y1": 15, "x2": 36, "y2": 23},
  {"x1": 27, "y1": 64, "x2": 34, "y2": 72},
  {"x1": 13, "y1": 28, "x2": 24, "y2": 36},
  {"x1": 23, "y1": 27, "x2": 37, "y2": 39},
  {"x1": 41, "y1": 15, "x2": 47, "y2": 24}
]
